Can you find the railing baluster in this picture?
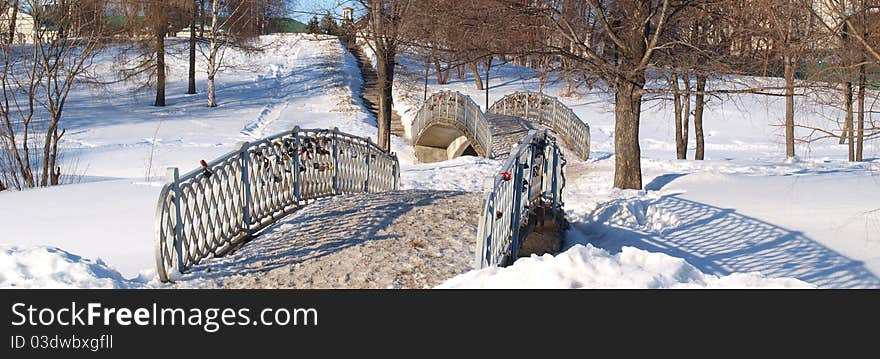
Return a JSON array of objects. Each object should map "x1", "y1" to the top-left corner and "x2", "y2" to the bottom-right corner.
[
  {"x1": 237, "y1": 142, "x2": 253, "y2": 237},
  {"x1": 292, "y1": 127, "x2": 302, "y2": 205},
  {"x1": 166, "y1": 167, "x2": 185, "y2": 276},
  {"x1": 364, "y1": 138, "x2": 372, "y2": 192},
  {"x1": 332, "y1": 127, "x2": 339, "y2": 195}
]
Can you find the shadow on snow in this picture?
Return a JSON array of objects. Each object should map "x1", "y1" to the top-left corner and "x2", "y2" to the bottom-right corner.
[{"x1": 575, "y1": 194, "x2": 880, "y2": 289}]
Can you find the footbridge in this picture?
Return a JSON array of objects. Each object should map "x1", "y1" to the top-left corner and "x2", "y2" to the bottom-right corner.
[
  {"x1": 154, "y1": 92, "x2": 590, "y2": 286},
  {"x1": 412, "y1": 91, "x2": 591, "y2": 162}
]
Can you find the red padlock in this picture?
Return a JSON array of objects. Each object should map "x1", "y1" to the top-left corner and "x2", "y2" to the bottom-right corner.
[{"x1": 200, "y1": 160, "x2": 213, "y2": 178}]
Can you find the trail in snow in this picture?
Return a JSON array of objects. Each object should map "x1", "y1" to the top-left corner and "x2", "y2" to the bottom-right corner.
[{"x1": 240, "y1": 47, "x2": 302, "y2": 139}]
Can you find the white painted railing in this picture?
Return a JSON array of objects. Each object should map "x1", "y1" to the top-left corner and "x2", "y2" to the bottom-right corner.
[
  {"x1": 475, "y1": 130, "x2": 566, "y2": 268},
  {"x1": 154, "y1": 127, "x2": 399, "y2": 282},
  {"x1": 412, "y1": 91, "x2": 493, "y2": 157},
  {"x1": 489, "y1": 92, "x2": 590, "y2": 161}
]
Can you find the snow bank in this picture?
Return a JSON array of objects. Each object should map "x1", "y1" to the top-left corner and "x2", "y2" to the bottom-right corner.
[
  {"x1": 0, "y1": 180, "x2": 161, "y2": 278},
  {"x1": 0, "y1": 246, "x2": 139, "y2": 289},
  {"x1": 438, "y1": 244, "x2": 813, "y2": 289}
]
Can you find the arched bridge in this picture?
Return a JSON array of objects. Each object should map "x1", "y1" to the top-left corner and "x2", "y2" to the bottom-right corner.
[
  {"x1": 412, "y1": 91, "x2": 591, "y2": 162},
  {"x1": 155, "y1": 127, "x2": 572, "y2": 286},
  {"x1": 155, "y1": 92, "x2": 587, "y2": 286}
]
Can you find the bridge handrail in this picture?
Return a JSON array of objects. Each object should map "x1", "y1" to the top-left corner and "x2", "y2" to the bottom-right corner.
[
  {"x1": 412, "y1": 91, "x2": 493, "y2": 156},
  {"x1": 154, "y1": 127, "x2": 400, "y2": 282},
  {"x1": 488, "y1": 92, "x2": 590, "y2": 161},
  {"x1": 474, "y1": 130, "x2": 566, "y2": 268}
]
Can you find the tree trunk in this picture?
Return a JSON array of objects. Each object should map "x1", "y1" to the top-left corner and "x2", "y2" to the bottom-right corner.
[
  {"x1": 843, "y1": 69, "x2": 855, "y2": 161},
  {"x1": 187, "y1": 2, "x2": 197, "y2": 95},
  {"x1": 682, "y1": 74, "x2": 691, "y2": 154},
  {"x1": 206, "y1": 0, "x2": 220, "y2": 107},
  {"x1": 199, "y1": 0, "x2": 206, "y2": 38},
  {"x1": 856, "y1": 62, "x2": 866, "y2": 162},
  {"x1": 694, "y1": 74, "x2": 707, "y2": 161},
  {"x1": 207, "y1": 73, "x2": 216, "y2": 107},
  {"x1": 375, "y1": 51, "x2": 394, "y2": 151},
  {"x1": 434, "y1": 58, "x2": 447, "y2": 85},
  {"x1": 7, "y1": 0, "x2": 19, "y2": 44},
  {"x1": 469, "y1": 62, "x2": 483, "y2": 90},
  {"x1": 456, "y1": 64, "x2": 465, "y2": 79},
  {"x1": 49, "y1": 128, "x2": 61, "y2": 185},
  {"x1": 670, "y1": 71, "x2": 685, "y2": 160},
  {"x1": 484, "y1": 57, "x2": 492, "y2": 111},
  {"x1": 613, "y1": 80, "x2": 643, "y2": 190},
  {"x1": 783, "y1": 57, "x2": 795, "y2": 159},
  {"x1": 155, "y1": 30, "x2": 166, "y2": 107}
]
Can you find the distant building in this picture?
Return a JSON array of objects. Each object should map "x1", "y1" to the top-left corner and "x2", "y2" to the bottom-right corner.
[
  {"x1": 0, "y1": 6, "x2": 59, "y2": 44},
  {"x1": 342, "y1": 7, "x2": 354, "y2": 23},
  {"x1": 175, "y1": 24, "x2": 221, "y2": 39}
]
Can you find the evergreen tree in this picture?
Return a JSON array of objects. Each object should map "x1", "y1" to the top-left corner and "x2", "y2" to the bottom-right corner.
[
  {"x1": 306, "y1": 15, "x2": 319, "y2": 34},
  {"x1": 319, "y1": 13, "x2": 338, "y2": 35}
]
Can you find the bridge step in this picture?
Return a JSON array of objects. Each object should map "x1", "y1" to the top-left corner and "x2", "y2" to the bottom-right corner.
[{"x1": 347, "y1": 43, "x2": 406, "y2": 138}]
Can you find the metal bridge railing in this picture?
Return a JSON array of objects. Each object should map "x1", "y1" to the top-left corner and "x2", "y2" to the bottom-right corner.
[
  {"x1": 474, "y1": 130, "x2": 566, "y2": 269},
  {"x1": 412, "y1": 91, "x2": 493, "y2": 156},
  {"x1": 488, "y1": 92, "x2": 590, "y2": 161},
  {"x1": 154, "y1": 127, "x2": 399, "y2": 282}
]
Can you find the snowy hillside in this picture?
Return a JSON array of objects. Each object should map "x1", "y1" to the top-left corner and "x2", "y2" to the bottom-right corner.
[{"x1": 1, "y1": 34, "x2": 877, "y2": 289}]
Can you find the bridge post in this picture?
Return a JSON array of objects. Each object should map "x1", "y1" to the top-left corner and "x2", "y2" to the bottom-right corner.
[
  {"x1": 292, "y1": 127, "x2": 302, "y2": 205},
  {"x1": 237, "y1": 142, "x2": 254, "y2": 237},
  {"x1": 510, "y1": 156, "x2": 524, "y2": 261},
  {"x1": 332, "y1": 127, "x2": 340, "y2": 195},
  {"x1": 392, "y1": 153, "x2": 400, "y2": 190},
  {"x1": 475, "y1": 177, "x2": 495, "y2": 268},
  {"x1": 364, "y1": 137, "x2": 372, "y2": 192},
  {"x1": 166, "y1": 167, "x2": 185, "y2": 275},
  {"x1": 551, "y1": 139, "x2": 559, "y2": 213}
]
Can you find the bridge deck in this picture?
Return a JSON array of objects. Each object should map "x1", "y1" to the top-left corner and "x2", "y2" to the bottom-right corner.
[
  {"x1": 487, "y1": 114, "x2": 544, "y2": 159},
  {"x1": 177, "y1": 190, "x2": 482, "y2": 289}
]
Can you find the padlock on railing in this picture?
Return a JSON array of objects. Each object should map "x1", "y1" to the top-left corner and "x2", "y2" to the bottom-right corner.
[{"x1": 199, "y1": 160, "x2": 213, "y2": 178}]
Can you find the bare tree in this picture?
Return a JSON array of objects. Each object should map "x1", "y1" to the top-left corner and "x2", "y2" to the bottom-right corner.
[
  {"x1": 804, "y1": 0, "x2": 880, "y2": 160},
  {"x1": 188, "y1": 0, "x2": 198, "y2": 95},
  {"x1": 356, "y1": 0, "x2": 416, "y2": 151},
  {"x1": 1, "y1": 0, "x2": 112, "y2": 189},
  {"x1": 202, "y1": 0, "x2": 263, "y2": 107},
  {"x1": 114, "y1": 0, "x2": 192, "y2": 107},
  {"x1": 501, "y1": 0, "x2": 697, "y2": 189}
]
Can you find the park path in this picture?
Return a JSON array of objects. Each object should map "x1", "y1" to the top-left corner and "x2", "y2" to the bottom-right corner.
[{"x1": 348, "y1": 44, "x2": 406, "y2": 137}]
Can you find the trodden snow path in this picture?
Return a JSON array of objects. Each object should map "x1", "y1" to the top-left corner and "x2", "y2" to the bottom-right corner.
[{"x1": 175, "y1": 191, "x2": 482, "y2": 289}]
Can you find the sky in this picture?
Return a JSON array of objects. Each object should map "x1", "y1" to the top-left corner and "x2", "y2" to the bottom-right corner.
[{"x1": 291, "y1": 0, "x2": 360, "y2": 23}]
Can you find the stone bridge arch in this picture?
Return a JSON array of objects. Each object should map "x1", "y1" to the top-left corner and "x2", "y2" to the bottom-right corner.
[{"x1": 412, "y1": 91, "x2": 492, "y2": 163}]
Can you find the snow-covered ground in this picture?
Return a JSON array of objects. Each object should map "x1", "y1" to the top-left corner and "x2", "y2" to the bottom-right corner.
[
  {"x1": 2, "y1": 35, "x2": 878, "y2": 288},
  {"x1": 439, "y1": 244, "x2": 812, "y2": 289},
  {"x1": 2, "y1": 34, "x2": 413, "y2": 283},
  {"x1": 391, "y1": 57, "x2": 880, "y2": 289}
]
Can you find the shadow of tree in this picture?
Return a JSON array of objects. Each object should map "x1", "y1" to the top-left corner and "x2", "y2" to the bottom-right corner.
[
  {"x1": 578, "y1": 194, "x2": 880, "y2": 289},
  {"x1": 183, "y1": 190, "x2": 466, "y2": 281}
]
